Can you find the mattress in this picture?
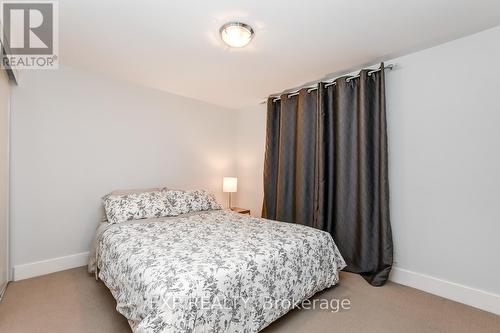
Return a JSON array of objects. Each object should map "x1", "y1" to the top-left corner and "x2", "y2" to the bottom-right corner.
[{"x1": 89, "y1": 210, "x2": 345, "y2": 333}]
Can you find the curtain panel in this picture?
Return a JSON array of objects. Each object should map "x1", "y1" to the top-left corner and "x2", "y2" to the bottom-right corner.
[{"x1": 262, "y1": 64, "x2": 393, "y2": 286}]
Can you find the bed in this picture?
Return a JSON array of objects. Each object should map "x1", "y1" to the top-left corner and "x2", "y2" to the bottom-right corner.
[{"x1": 88, "y1": 209, "x2": 346, "y2": 333}]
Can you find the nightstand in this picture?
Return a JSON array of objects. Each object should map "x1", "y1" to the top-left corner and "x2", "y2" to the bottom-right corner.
[{"x1": 230, "y1": 207, "x2": 251, "y2": 215}]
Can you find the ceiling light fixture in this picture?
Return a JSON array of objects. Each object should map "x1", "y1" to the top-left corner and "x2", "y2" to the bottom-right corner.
[{"x1": 219, "y1": 22, "x2": 254, "y2": 48}]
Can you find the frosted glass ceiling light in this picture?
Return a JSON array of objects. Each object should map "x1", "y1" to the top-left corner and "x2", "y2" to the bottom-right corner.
[{"x1": 220, "y1": 22, "x2": 254, "y2": 48}]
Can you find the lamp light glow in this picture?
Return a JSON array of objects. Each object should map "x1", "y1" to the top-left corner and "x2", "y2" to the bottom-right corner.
[
  {"x1": 219, "y1": 22, "x2": 254, "y2": 48},
  {"x1": 223, "y1": 177, "x2": 238, "y2": 193},
  {"x1": 223, "y1": 177, "x2": 238, "y2": 209}
]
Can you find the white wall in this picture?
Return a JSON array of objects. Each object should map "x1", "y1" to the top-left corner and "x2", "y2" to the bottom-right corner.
[
  {"x1": 234, "y1": 105, "x2": 266, "y2": 216},
  {"x1": 235, "y1": 26, "x2": 500, "y2": 311},
  {"x1": 10, "y1": 66, "x2": 237, "y2": 276},
  {"x1": 0, "y1": 68, "x2": 11, "y2": 293},
  {"x1": 385, "y1": 25, "x2": 500, "y2": 310}
]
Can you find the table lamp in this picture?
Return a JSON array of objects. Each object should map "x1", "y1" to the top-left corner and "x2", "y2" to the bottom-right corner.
[{"x1": 223, "y1": 177, "x2": 237, "y2": 209}]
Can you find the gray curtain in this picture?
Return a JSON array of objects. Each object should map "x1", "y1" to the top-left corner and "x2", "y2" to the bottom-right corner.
[{"x1": 262, "y1": 64, "x2": 393, "y2": 286}]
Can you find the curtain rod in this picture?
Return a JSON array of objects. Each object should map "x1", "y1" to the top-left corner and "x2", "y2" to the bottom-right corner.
[{"x1": 263, "y1": 63, "x2": 395, "y2": 103}]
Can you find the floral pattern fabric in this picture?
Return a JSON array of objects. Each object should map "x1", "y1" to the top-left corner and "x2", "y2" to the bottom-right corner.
[
  {"x1": 162, "y1": 189, "x2": 222, "y2": 214},
  {"x1": 95, "y1": 210, "x2": 346, "y2": 333},
  {"x1": 103, "y1": 191, "x2": 179, "y2": 224}
]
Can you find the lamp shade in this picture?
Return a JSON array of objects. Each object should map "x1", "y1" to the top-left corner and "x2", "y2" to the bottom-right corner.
[{"x1": 223, "y1": 177, "x2": 238, "y2": 193}]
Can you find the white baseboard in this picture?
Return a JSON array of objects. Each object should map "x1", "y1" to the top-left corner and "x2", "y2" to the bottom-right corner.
[
  {"x1": 390, "y1": 267, "x2": 500, "y2": 315},
  {"x1": 13, "y1": 252, "x2": 89, "y2": 281}
]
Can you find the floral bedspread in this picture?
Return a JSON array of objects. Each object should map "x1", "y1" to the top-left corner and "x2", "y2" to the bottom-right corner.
[{"x1": 93, "y1": 210, "x2": 346, "y2": 333}]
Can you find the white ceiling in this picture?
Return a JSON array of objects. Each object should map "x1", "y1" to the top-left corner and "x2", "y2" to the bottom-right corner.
[{"x1": 60, "y1": 0, "x2": 500, "y2": 109}]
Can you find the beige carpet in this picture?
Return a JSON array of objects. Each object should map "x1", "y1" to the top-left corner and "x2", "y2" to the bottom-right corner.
[{"x1": 0, "y1": 267, "x2": 498, "y2": 333}]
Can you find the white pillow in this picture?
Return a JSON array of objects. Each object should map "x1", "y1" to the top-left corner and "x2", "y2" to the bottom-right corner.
[
  {"x1": 103, "y1": 191, "x2": 178, "y2": 224},
  {"x1": 161, "y1": 189, "x2": 192, "y2": 214},
  {"x1": 162, "y1": 189, "x2": 222, "y2": 214},
  {"x1": 100, "y1": 187, "x2": 164, "y2": 222},
  {"x1": 188, "y1": 189, "x2": 222, "y2": 212}
]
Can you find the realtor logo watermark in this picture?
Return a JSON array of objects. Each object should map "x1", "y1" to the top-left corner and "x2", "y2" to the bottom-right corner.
[{"x1": 0, "y1": 1, "x2": 58, "y2": 69}]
